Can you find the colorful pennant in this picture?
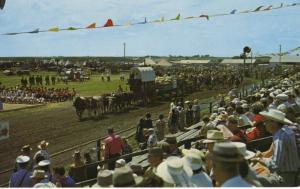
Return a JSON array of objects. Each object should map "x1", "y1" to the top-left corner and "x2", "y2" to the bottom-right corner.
[{"x1": 1, "y1": 2, "x2": 299, "y2": 36}]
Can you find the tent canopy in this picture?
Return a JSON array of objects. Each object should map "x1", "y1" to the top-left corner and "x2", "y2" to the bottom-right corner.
[{"x1": 131, "y1": 67, "x2": 156, "y2": 82}]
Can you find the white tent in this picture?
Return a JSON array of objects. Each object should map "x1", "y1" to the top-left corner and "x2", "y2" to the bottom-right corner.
[{"x1": 130, "y1": 67, "x2": 156, "y2": 82}]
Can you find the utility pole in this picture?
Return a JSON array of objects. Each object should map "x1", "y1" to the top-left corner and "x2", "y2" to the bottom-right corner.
[
  {"x1": 123, "y1": 42, "x2": 126, "y2": 64},
  {"x1": 279, "y1": 44, "x2": 282, "y2": 65}
]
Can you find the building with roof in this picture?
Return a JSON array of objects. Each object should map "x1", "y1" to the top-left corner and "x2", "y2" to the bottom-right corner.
[
  {"x1": 220, "y1": 58, "x2": 256, "y2": 65},
  {"x1": 172, "y1": 59, "x2": 212, "y2": 66},
  {"x1": 269, "y1": 55, "x2": 300, "y2": 66}
]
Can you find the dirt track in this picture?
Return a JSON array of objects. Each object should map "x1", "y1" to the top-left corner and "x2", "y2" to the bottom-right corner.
[{"x1": 0, "y1": 88, "x2": 227, "y2": 185}]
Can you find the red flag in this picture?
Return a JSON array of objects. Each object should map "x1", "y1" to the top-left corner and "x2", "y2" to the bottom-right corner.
[
  {"x1": 199, "y1": 15, "x2": 209, "y2": 20},
  {"x1": 86, "y1": 23, "x2": 96, "y2": 29},
  {"x1": 104, "y1": 19, "x2": 113, "y2": 27}
]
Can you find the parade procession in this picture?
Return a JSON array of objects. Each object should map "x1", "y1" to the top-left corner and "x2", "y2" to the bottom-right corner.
[{"x1": 0, "y1": 0, "x2": 300, "y2": 188}]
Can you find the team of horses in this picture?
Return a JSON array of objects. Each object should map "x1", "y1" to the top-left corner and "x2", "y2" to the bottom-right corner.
[{"x1": 73, "y1": 92, "x2": 136, "y2": 120}]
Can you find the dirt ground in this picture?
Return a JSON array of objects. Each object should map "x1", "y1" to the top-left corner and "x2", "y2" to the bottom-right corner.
[{"x1": 0, "y1": 88, "x2": 229, "y2": 185}]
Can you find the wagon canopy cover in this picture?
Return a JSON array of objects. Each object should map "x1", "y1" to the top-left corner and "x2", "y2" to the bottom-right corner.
[{"x1": 131, "y1": 67, "x2": 156, "y2": 82}]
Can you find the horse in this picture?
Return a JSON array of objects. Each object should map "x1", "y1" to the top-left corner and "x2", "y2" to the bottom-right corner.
[{"x1": 73, "y1": 96, "x2": 87, "y2": 120}]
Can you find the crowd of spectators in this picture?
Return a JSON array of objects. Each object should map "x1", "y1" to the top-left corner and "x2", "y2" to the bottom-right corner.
[
  {"x1": 7, "y1": 72, "x2": 300, "y2": 187},
  {"x1": 0, "y1": 85, "x2": 76, "y2": 104}
]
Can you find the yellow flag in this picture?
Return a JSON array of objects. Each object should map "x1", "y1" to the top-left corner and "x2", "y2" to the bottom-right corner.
[{"x1": 48, "y1": 27, "x2": 60, "y2": 32}]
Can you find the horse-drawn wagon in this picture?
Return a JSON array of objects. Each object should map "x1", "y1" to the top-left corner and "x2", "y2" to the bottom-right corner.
[{"x1": 128, "y1": 67, "x2": 156, "y2": 104}]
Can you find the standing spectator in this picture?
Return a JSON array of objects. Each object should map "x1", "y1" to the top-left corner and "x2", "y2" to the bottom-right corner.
[
  {"x1": 155, "y1": 114, "x2": 166, "y2": 141},
  {"x1": 83, "y1": 152, "x2": 93, "y2": 164},
  {"x1": 178, "y1": 106, "x2": 186, "y2": 131},
  {"x1": 164, "y1": 135, "x2": 181, "y2": 156},
  {"x1": 104, "y1": 127, "x2": 124, "y2": 170},
  {"x1": 192, "y1": 99, "x2": 201, "y2": 124},
  {"x1": 51, "y1": 76, "x2": 56, "y2": 85},
  {"x1": 122, "y1": 138, "x2": 133, "y2": 162},
  {"x1": 185, "y1": 102, "x2": 193, "y2": 127},
  {"x1": 168, "y1": 108, "x2": 178, "y2": 134},
  {"x1": 256, "y1": 109, "x2": 299, "y2": 186},
  {"x1": 144, "y1": 113, "x2": 153, "y2": 129},
  {"x1": 182, "y1": 148, "x2": 213, "y2": 187},
  {"x1": 208, "y1": 142, "x2": 252, "y2": 187},
  {"x1": 147, "y1": 128, "x2": 158, "y2": 148},
  {"x1": 30, "y1": 170, "x2": 56, "y2": 188},
  {"x1": 34, "y1": 140, "x2": 50, "y2": 162},
  {"x1": 9, "y1": 156, "x2": 33, "y2": 187},
  {"x1": 135, "y1": 117, "x2": 146, "y2": 143},
  {"x1": 53, "y1": 166, "x2": 75, "y2": 187}
]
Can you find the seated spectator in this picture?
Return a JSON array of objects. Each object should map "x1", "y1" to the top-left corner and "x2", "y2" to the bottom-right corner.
[
  {"x1": 9, "y1": 155, "x2": 33, "y2": 187},
  {"x1": 164, "y1": 134, "x2": 181, "y2": 156},
  {"x1": 38, "y1": 160, "x2": 55, "y2": 183},
  {"x1": 30, "y1": 170, "x2": 56, "y2": 188},
  {"x1": 115, "y1": 159, "x2": 126, "y2": 168},
  {"x1": 68, "y1": 150, "x2": 86, "y2": 182},
  {"x1": 156, "y1": 156, "x2": 194, "y2": 187},
  {"x1": 208, "y1": 142, "x2": 253, "y2": 187},
  {"x1": 14, "y1": 145, "x2": 34, "y2": 172},
  {"x1": 83, "y1": 152, "x2": 93, "y2": 164},
  {"x1": 182, "y1": 148, "x2": 213, "y2": 187},
  {"x1": 140, "y1": 147, "x2": 164, "y2": 187},
  {"x1": 53, "y1": 166, "x2": 75, "y2": 187},
  {"x1": 112, "y1": 166, "x2": 143, "y2": 187},
  {"x1": 155, "y1": 114, "x2": 166, "y2": 141},
  {"x1": 122, "y1": 138, "x2": 133, "y2": 162},
  {"x1": 147, "y1": 128, "x2": 157, "y2": 148},
  {"x1": 226, "y1": 115, "x2": 248, "y2": 143},
  {"x1": 92, "y1": 169, "x2": 113, "y2": 188}
]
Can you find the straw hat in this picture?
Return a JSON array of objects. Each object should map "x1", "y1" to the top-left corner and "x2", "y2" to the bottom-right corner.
[
  {"x1": 202, "y1": 130, "x2": 227, "y2": 143},
  {"x1": 38, "y1": 140, "x2": 49, "y2": 150},
  {"x1": 232, "y1": 142, "x2": 255, "y2": 160},
  {"x1": 30, "y1": 170, "x2": 48, "y2": 179},
  {"x1": 156, "y1": 156, "x2": 193, "y2": 186},
  {"x1": 21, "y1": 145, "x2": 32, "y2": 152},
  {"x1": 16, "y1": 155, "x2": 30, "y2": 164},
  {"x1": 115, "y1": 159, "x2": 126, "y2": 168},
  {"x1": 182, "y1": 149, "x2": 204, "y2": 171},
  {"x1": 72, "y1": 150, "x2": 81, "y2": 159},
  {"x1": 113, "y1": 166, "x2": 143, "y2": 187},
  {"x1": 38, "y1": 160, "x2": 50, "y2": 167},
  {"x1": 207, "y1": 142, "x2": 244, "y2": 162},
  {"x1": 276, "y1": 94, "x2": 288, "y2": 101},
  {"x1": 259, "y1": 109, "x2": 292, "y2": 125},
  {"x1": 92, "y1": 169, "x2": 113, "y2": 187}
]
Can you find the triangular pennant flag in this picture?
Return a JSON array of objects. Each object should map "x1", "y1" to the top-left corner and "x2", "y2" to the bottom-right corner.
[
  {"x1": 230, "y1": 9, "x2": 237, "y2": 14},
  {"x1": 67, "y1": 27, "x2": 77, "y2": 31},
  {"x1": 291, "y1": 3, "x2": 297, "y2": 6},
  {"x1": 86, "y1": 23, "x2": 96, "y2": 29},
  {"x1": 5, "y1": 32, "x2": 18, "y2": 35},
  {"x1": 254, "y1": 6, "x2": 263, "y2": 12},
  {"x1": 137, "y1": 17, "x2": 147, "y2": 24},
  {"x1": 184, "y1": 16, "x2": 195, "y2": 19},
  {"x1": 48, "y1": 27, "x2": 60, "y2": 32},
  {"x1": 199, "y1": 15, "x2": 209, "y2": 20},
  {"x1": 28, "y1": 28, "x2": 39, "y2": 34},
  {"x1": 152, "y1": 18, "x2": 161, "y2": 23},
  {"x1": 263, "y1": 5, "x2": 273, "y2": 11},
  {"x1": 171, "y1": 14, "x2": 180, "y2": 20},
  {"x1": 104, "y1": 19, "x2": 113, "y2": 27}
]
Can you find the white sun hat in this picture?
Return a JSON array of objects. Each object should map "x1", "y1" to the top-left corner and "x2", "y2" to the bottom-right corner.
[
  {"x1": 182, "y1": 149, "x2": 204, "y2": 171},
  {"x1": 38, "y1": 160, "x2": 51, "y2": 167},
  {"x1": 16, "y1": 155, "x2": 30, "y2": 164},
  {"x1": 156, "y1": 156, "x2": 193, "y2": 187},
  {"x1": 259, "y1": 109, "x2": 292, "y2": 125}
]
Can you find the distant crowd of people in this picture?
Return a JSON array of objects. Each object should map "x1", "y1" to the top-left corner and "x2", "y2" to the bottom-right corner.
[
  {"x1": 0, "y1": 85, "x2": 76, "y2": 104},
  {"x1": 21, "y1": 75, "x2": 57, "y2": 87}
]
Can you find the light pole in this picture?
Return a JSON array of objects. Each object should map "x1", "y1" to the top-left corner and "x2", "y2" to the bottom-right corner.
[
  {"x1": 123, "y1": 42, "x2": 126, "y2": 64},
  {"x1": 240, "y1": 46, "x2": 251, "y2": 95}
]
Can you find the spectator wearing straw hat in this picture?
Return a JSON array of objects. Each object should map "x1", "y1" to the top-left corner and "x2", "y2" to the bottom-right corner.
[
  {"x1": 9, "y1": 155, "x2": 33, "y2": 187},
  {"x1": 208, "y1": 142, "x2": 253, "y2": 187},
  {"x1": 53, "y1": 166, "x2": 75, "y2": 187},
  {"x1": 226, "y1": 115, "x2": 248, "y2": 144},
  {"x1": 256, "y1": 109, "x2": 299, "y2": 186},
  {"x1": 155, "y1": 156, "x2": 194, "y2": 187},
  {"x1": 182, "y1": 148, "x2": 213, "y2": 187},
  {"x1": 30, "y1": 170, "x2": 56, "y2": 188},
  {"x1": 38, "y1": 160, "x2": 54, "y2": 183},
  {"x1": 14, "y1": 145, "x2": 34, "y2": 172},
  {"x1": 68, "y1": 150, "x2": 85, "y2": 181},
  {"x1": 34, "y1": 140, "x2": 50, "y2": 162},
  {"x1": 92, "y1": 169, "x2": 113, "y2": 187},
  {"x1": 140, "y1": 147, "x2": 164, "y2": 187},
  {"x1": 112, "y1": 166, "x2": 143, "y2": 187}
]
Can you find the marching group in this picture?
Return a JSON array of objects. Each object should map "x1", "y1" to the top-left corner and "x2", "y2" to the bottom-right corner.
[
  {"x1": 0, "y1": 85, "x2": 76, "y2": 104},
  {"x1": 8, "y1": 72, "x2": 300, "y2": 187}
]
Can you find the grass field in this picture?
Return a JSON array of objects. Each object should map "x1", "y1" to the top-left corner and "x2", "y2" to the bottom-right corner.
[{"x1": 0, "y1": 71, "x2": 129, "y2": 96}]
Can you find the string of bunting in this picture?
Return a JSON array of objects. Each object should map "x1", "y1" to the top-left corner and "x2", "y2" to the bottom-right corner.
[{"x1": 1, "y1": 2, "x2": 299, "y2": 36}]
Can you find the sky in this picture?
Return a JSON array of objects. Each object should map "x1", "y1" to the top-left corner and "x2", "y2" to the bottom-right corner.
[{"x1": 0, "y1": 0, "x2": 299, "y2": 57}]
